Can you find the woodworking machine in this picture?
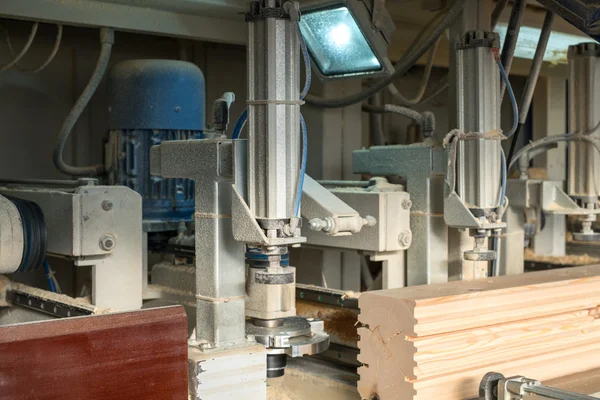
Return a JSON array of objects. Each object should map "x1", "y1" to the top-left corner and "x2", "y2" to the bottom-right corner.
[
  {"x1": 149, "y1": 0, "x2": 373, "y2": 392},
  {"x1": 2, "y1": 0, "x2": 600, "y2": 399}
]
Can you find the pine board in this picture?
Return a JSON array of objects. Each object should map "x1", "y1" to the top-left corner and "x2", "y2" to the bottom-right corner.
[{"x1": 357, "y1": 265, "x2": 600, "y2": 400}]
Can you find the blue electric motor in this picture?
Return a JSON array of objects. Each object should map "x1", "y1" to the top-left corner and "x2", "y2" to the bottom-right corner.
[{"x1": 105, "y1": 60, "x2": 205, "y2": 231}]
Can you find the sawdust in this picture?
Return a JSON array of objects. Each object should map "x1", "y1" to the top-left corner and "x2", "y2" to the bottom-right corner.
[
  {"x1": 9, "y1": 282, "x2": 108, "y2": 314},
  {"x1": 524, "y1": 248, "x2": 600, "y2": 265},
  {"x1": 341, "y1": 291, "x2": 361, "y2": 300},
  {"x1": 296, "y1": 300, "x2": 359, "y2": 344},
  {"x1": 508, "y1": 167, "x2": 548, "y2": 180}
]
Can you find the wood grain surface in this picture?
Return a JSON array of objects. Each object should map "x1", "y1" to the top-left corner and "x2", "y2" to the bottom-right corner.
[
  {"x1": 357, "y1": 265, "x2": 600, "y2": 400},
  {"x1": 0, "y1": 306, "x2": 188, "y2": 400}
]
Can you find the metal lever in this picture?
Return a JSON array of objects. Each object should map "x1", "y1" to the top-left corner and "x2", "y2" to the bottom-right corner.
[{"x1": 480, "y1": 372, "x2": 597, "y2": 400}]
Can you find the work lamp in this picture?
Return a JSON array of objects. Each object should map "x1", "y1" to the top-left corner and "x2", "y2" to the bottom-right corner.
[{"x1": 299, "y1": 0, "x2": 395, "y2": 79}]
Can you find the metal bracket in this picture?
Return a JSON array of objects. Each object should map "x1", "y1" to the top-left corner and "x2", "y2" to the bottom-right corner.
[
  {"x1": 444, "y1": 192, "x2": 505, "y2": 230},
  {"x1": 301, "y1": 174, "x2": 376, "y2": 236},
  {"x1": 231, "y1": 185, "x2": 306, "y2": 247}
]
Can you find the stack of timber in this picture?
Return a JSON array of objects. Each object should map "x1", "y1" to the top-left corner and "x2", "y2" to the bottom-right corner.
[{"x1": 357, "y1": 265, "x2": 600, "y2": 400}]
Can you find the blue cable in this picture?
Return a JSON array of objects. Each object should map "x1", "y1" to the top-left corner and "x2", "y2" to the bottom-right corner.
[
  {"x1": 294, "y1": 17, "x2": 311, "y2": 216},
  {"x1": 297, "y1": 22, "x2": 311, "y2": 100},
  {"x1": 43, "y1": 259, "x2": 56, "y2": 293},
  {"x1": 500, "y1": 148, "x2": 507, "y2": 206},
  {"x1": 496, "y1": 57, "x2": 518, "y2": 138},
  {"x1": 231, "y1": 108, "x2": 248, "y2": 140},
  {"x1": 296, "y1": 113, "x2": 308, "y2": 217}
]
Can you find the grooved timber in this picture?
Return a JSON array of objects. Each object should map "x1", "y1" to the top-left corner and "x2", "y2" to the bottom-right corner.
[
  {"x1": 0, "y1": 306, "x2": 188, "y2": 400},
  {"x1": 357, "y1": 265, "x2": 600, "y2": 400}
]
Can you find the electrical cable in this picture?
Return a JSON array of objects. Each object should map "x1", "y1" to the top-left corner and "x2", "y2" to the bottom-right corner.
[
  {"x1": 494, "y1": 54, "x2": 518, "y2": 137},
  {"x1": 418, "y1": 76, "x2": 449, "y2": 105},
  {"x1": 386, "y1": 9, "x2": 444, "y2": 106},
  {"x1": 6, "y1": 23, "x2": 63, "y2": 73},
  {"x1": 304, "y1": 0, "x2": 467, "y2": 109},
  {"x1": 491, "y1": 0, "x2": 510, "y2": 29},
  {"x1": 295, "y1": 113, "x2": 308, "y2": 217},
  {"x1": 231, "y1": 108, "x2": 247, "y2": 140},
  {"x1": 53, "y1": 27, "x2": 114, "y2": 177},
  {"x1": 361, "y1": 104, "x2": 435, "y2": 136},
  {"x1": 506, "y1": 11, "x2": 554, "y2": 167},
  {"x1": 387, "y1": 35, "x2": 442, "y2": 106},
  {"x1": 499, "y1": 0, "x2": 526, "y2": 99},
  {"x1": 500, "y1": 148, "x2": 507, "y2": 206},
  {"x1": 388, "y1": 0, "x2": 509, "y2": 109},
  {"x1": 367, "y1": 93, "x2": 385, "y2": 146},
  {"x1": 295, "y1": 12, "x2": 310, "y2": 217},
  {"x1": 509, "y1": 131, "x2": 600, "y2": 172},
  {"x1": 298, "y1": 20, "x2": 311, "y2": 100},
  {"x1": 32, "y1": 24, "x2": 63, "y2": 73},
  {"x1": 0, "y1": 22, "x2": 39, "y2": 71}
]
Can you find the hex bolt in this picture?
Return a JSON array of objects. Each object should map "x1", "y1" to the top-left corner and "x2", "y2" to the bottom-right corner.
[
  {"x1": 99, "y1": 234, "x2": 116, "y2": 251},
  {"x1": 398, "y1": 230, "x2": 412, "y2": 247},
  {"x1": 102, "y1": 200, "x2": 113, "y2": 211},
  {"x1": 401, "y1": 199, "x2": 413, "y2": 210}
]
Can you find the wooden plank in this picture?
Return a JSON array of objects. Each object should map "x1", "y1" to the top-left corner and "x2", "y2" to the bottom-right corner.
[
  {"x1": 357, "y1": 265, "x2": 600, "y2": 400},
  {"x1": 0, "y1": 306, "x2": 188, "y2": 400}
]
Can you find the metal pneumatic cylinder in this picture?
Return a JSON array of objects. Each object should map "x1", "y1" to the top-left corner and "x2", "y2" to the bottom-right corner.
[
  {"x1": 456, "y1": 31, "x2": 502, "y2": 214},
  {"x1": 567, "y1": 43, "x2": 600, "y2": 241},
  {"x1": 447, "y1": 30, "x2": 505, "y2": 262}
]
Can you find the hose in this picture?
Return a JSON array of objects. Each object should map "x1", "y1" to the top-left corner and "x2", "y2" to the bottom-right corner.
[
  {"x1": 390, "y1": 0, "x2": 509, "y2": 109},
  {"x1": 499, "y1": 0, "x2": 527, "y2": 99},
  {"x1": 231, "y1": 108, "x2": 248, "y2": 140},
  {"x1": 509, "y1": 133, "x2": 600, "y2": 172},
  {"x1": 368, "y1": 93, "x2": 385, "y2": 146},
  {"x1": 362, "y1": 104, "x2": 435, "y2": 137},
  {"x1": 1, "y1": 22, "x2": 38, "y2": 71},
  {"x1": 6, "y1": 23, "x2": 63, "y2": 73},
  {"x1": 495, "y1": 55, "x2": 518, "y2": 137},
  {"x1": 304, "y1": 0, "x2": 467, "y2": 109},
  {"x1": 506, "y1": 11, "x2": 555, "y2": 167},
  {"x1": 53, "y1": 28, "x2": 114, "y2": 177},
  {"x1": 295, "y1": 113, "x2": 308, "y2": 217},
  {"x1": 386, "y1": 9, "x2": 444, "y2": 106},
  {"x1": 387, "y1": 35, "x2": 442, "y2": 106},
  {"x1": 491, "y1": 0, "x2": 510, "y2": 29},
  {"x1": 32, "y1": 24, "x2": 63, "y2": 73}
]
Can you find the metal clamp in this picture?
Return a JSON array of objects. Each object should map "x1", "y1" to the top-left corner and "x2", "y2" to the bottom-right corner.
[{"x1": 480, "y1": 371, "x2": 597, "y2": 400}]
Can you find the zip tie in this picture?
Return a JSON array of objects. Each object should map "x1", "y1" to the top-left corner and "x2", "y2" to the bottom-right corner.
[{"x1": 443, "y1": 129, "x2": 506, "y2": 194}]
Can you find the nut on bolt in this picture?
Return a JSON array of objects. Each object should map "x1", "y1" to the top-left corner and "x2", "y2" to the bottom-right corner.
[
  {"x1": 99, "y1": 234, "x2": 116, "y2": 251},
  {"x1": 398, "y1": 230, "x2": 412, "y2": 247},
  {"x1": 102, "y1": 200, "x2": 113, "y2": 211}
]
